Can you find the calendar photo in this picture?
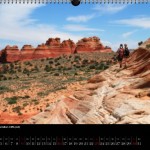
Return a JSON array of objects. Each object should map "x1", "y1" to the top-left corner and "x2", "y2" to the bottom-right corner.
[{"x1": 0, "y1": 1, "x2": 150, "y2": 124}]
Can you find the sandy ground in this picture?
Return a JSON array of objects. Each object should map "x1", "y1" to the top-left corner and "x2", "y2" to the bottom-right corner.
[{"x1": 0, "y1": 80, "x2": 86, "y2": 124}]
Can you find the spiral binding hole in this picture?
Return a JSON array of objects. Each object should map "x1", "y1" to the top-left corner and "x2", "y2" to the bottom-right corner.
[{"x1": 0, "y1": 0, "x2": 149, "y2": 4}]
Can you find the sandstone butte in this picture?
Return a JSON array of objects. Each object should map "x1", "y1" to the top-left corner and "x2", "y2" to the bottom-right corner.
[
  {"x1": 0, "y1": 37, "x2": 112, "y2": 63},
  {"x1": 24, "y1": 39, "x2": 150, "y2": 124}
]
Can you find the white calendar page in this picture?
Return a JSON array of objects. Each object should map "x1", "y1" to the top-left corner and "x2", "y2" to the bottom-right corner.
[{"x1": 0, "y1": 1, "x2": 150, "y2": 125}]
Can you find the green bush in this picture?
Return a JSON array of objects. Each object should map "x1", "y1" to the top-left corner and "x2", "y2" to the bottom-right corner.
[
  {"x1": 49, "y1": 61, "x2": 53, "y2": 64},
  {"x1": 23, "y1": 68, "x2": 30, "y2": 74},
  {"x1": 17, "y1": 68, "x2": 22, "y2": 72},
  {"x1": 41, "y1": 59, "x2": 45, "y2": 62},
  {"x1": 0, "y1": 86, "x2": 9, "y2": 91},
  {"x1": 89, "y1": 64, "x2": 95, "y2": 69},
  {"x1": 138, "y1": 41, "x2": 143, "y2": 46},
  {"x1": 9, "y1": 69, "x2": 16, "y2": 74},
  {"x1": 55, "y1": 62, "x2": 60, "y2": 66},
  {"x1": 3, "y1": 76, "x2": 7, "y2": 80},
  {"x1": 5, "y1": 96, "x2": 18, "y2": 104},
  {"x1": 8, "y1": 77, "x2": 12, "y2": 80},
  {"x1": 12, "y1": 106, "x2": 21, "y2": 113},
  {"x1": 146, "y1": 44, "x2": 150, "y2": 49},
  {"x1": 34, "y1": 101, "x2": 39, "y2": 105},
  {"x1": 54, "y1": 73, "x2": 59, "y2": 76},
  {"x1": 82, "y1": 59, "x2": 88, "y2": 64},
  {"x1": 23, "y1": 103, "x2": 28, "y2": 107},
  {"x1": 44, "y1": 65, "x2": 51, "y2": 72},
  {"x1": 22, "y1": 95, "x2": 30, "y2": 99}
]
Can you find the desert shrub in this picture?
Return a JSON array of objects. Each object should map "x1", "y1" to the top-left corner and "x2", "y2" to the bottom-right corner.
[
  {"x1": 138, "y1": 41, "x2": 143, "y2": 46},
  {"x1": 8, "y1": 77, "x2": 12, "y2": 80},
  {"x1": 25, "y1": 61, "x2": 32, "y2": 66},
  {"x1": 34, "y1": 66, "x2": 39, "y2": 72},
  {"x1": 74, "y1": 55, "x2": 81, "y2": 60},
  {"x1": 82, "y1": 59, "x2": 88, "y2": 64},
  {"x1": 9, "y1": 69, "x2": 16, "y2": 74},
  {"x1": 23, "y1": 68, "x2": 30, "y2": 74},
  {"x1": 0, "y1": 86, "x2": 10, "y2": 93},
  {"x1": 17, "y1": 68, "x2": 22, "y2": 73},
  {"x1": 55, "y1": 62, "x2": 60, "y2": 66},
  {"x1": 54, "y1": 73, "x2": 59, "y2": 76},
  {"x1": 89, "y1": 64, "x2": 95, "y2": 69},
  {"x1": 41, "y1": 59, "x2": 45, "y2": 62},
  {"x1": 104, "y1": 65, "x2": 109, "y2": 70},
  {"x1": 146, "y1": 44, "x2": 150, "y2": 49},
  {"x1": 49, "y1": 61, "x2": 53, "y2": 64},
  {"x1": 0, "y1": 74, "x2": 4, "y2": 78},
  {"x1": 32, "y1": 99, "x2": 38, "y2": 102},
  {"x1": 44, "y1": 65, "x2": 51, "y2": 72},
  {"x1": 1, "y1": 66, "x2": 8, "y2": 74},
  {"x1": 3, "y1": 76, "x2": 7, "y2": 80},
  {"x1": 46, "y1": 103, "x2": 49, "y2": 107},
  {"x1": 76, "y1": 65, "x2": 80, "y2": 68},
  {"x1": 66, "y1": 67, "x2": 72, "y2": 70},
  {"x1": 34, "y1": 101, "x2": 39, "y2": 105},
  {"x1": 10, "y1": 63, "x2": 14, "y2": 69},
  {"x1": 12, "y1": 106, "x2": 21, "y2": 113},
  {"x1": 5, "y1": 96, "x2": 18, "y2": 104},
  {"x1": 23, "y1": 103, "x2": 28, "y2": 107},
  {"x1": 22, "y1": 95, "x2": 30, "y2": 99},
  {"x1": 54, "y1": 58, "x2": 59, "y2": 62},
  {"x1": 37, "y1": 92, "x2": 46, "y2": 97},
  {"x1": 57, "y1": 66, "x2": 62, "y2": 71}
]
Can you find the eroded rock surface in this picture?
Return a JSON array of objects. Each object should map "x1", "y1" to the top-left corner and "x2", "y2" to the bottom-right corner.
[{"x1": 24, "y1": 47, "x2": 150, "y2": 124}]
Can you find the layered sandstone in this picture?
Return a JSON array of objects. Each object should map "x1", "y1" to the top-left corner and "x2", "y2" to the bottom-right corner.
[
  {"x1": 24, "y1": 46, "x2": 150, "y2": 124},
  {"x1": 139, "y1": 38, "x2": 150, "y2": 49},
  {"x1": 0, "y1": 45, "x2": 20, "y2": 62},
  {"x1": 0, "y1": 37, "x2": 112, "y2": 63},
  {"x1": 20, "y1": 45, "x2": 35, "y2": 61},
  {"x1": 75, "y1": 36, "x2": 111, "y2": 53}
]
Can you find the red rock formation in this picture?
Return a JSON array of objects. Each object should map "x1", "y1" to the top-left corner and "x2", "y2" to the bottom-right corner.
[
  {"x1": 20, "y1": 45, "x2": 35, "y2": 61},
  {"x1": 0, "y1": 45, "x2": 20, "y2": 62},
  {"x1": 45, "y1": 37, "x2": 61, "y2": 46},
  {"x1": 0, "y1": 36, "x2": 112, "y2": 63},
  {"x1": 139, "y1": 38, "x2": 150, "y2": 49},
  {"x1": 75, "y1": 36, "x2": 112, "y2": 53},
  {"x1": 33, "y1": 38, "x2": 76, "y2": 59},
  {"x1": 33, "y1": 44, "x2": 50, "y2": 59}
]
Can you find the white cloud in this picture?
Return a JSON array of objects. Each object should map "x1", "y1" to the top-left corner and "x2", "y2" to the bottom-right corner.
[
  {"x1": 63, "y1": 24, "x2": 104, "y2": 32},
  {"x1": 122, "y1": 30, "x2": 137, "y2": 38},
  {"x1": 0, "y1": 4, "x2": 83, "y2": 49},
  {"x1": 66, "y1": 14, "x2": 95, "y2": 23},
  {"x1": 113, "y1": 17, "x2": 150, "y2": 29},
  {"x1": 93, "y1": 4, "x2": 126, "y2": 14},
  {"x1": 101, "y1": 40, "x2": 112, "y2": 46}
]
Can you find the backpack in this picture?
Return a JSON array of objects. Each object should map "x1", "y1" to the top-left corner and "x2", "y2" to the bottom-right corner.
[
  {"x1": 124, "y1": 47, "x2": 130, "y2": 56},
  {"x1": 118, "y1": 48, "x2": 124, "y2": 58}
]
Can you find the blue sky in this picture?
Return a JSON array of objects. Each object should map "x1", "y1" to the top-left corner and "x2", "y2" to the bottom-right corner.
[{"x1": 0, "y1": 3, "x2": 150, "y2": 51}]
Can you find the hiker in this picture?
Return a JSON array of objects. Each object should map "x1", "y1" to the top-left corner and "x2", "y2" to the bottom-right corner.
[
  {"x1": 117, "y1": 44, "x2": 124, "y2": 68},
  {"x1": 124, "y1": 44, "x2": 130, "y2": 68}
]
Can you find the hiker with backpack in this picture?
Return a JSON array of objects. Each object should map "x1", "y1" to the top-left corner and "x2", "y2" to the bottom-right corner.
[
  {"x1": 117, "y1": 44, "x2": 130, "y2": 68},
  {"x1": 117, "y1": 44, "x2": 124, "y2": 68},
  {"x1": 124, "y1": 44, "x2": 130, "y2": 68}
]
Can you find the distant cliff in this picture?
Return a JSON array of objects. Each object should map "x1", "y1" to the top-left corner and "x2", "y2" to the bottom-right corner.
[{"x1": 0, "y1": 36, "x2": 112, "y2": 63}]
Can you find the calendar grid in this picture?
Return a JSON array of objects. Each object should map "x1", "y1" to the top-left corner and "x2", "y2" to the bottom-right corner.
[{"x1": 0, "y1": 136, "x2": 142, "y2": 146}]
